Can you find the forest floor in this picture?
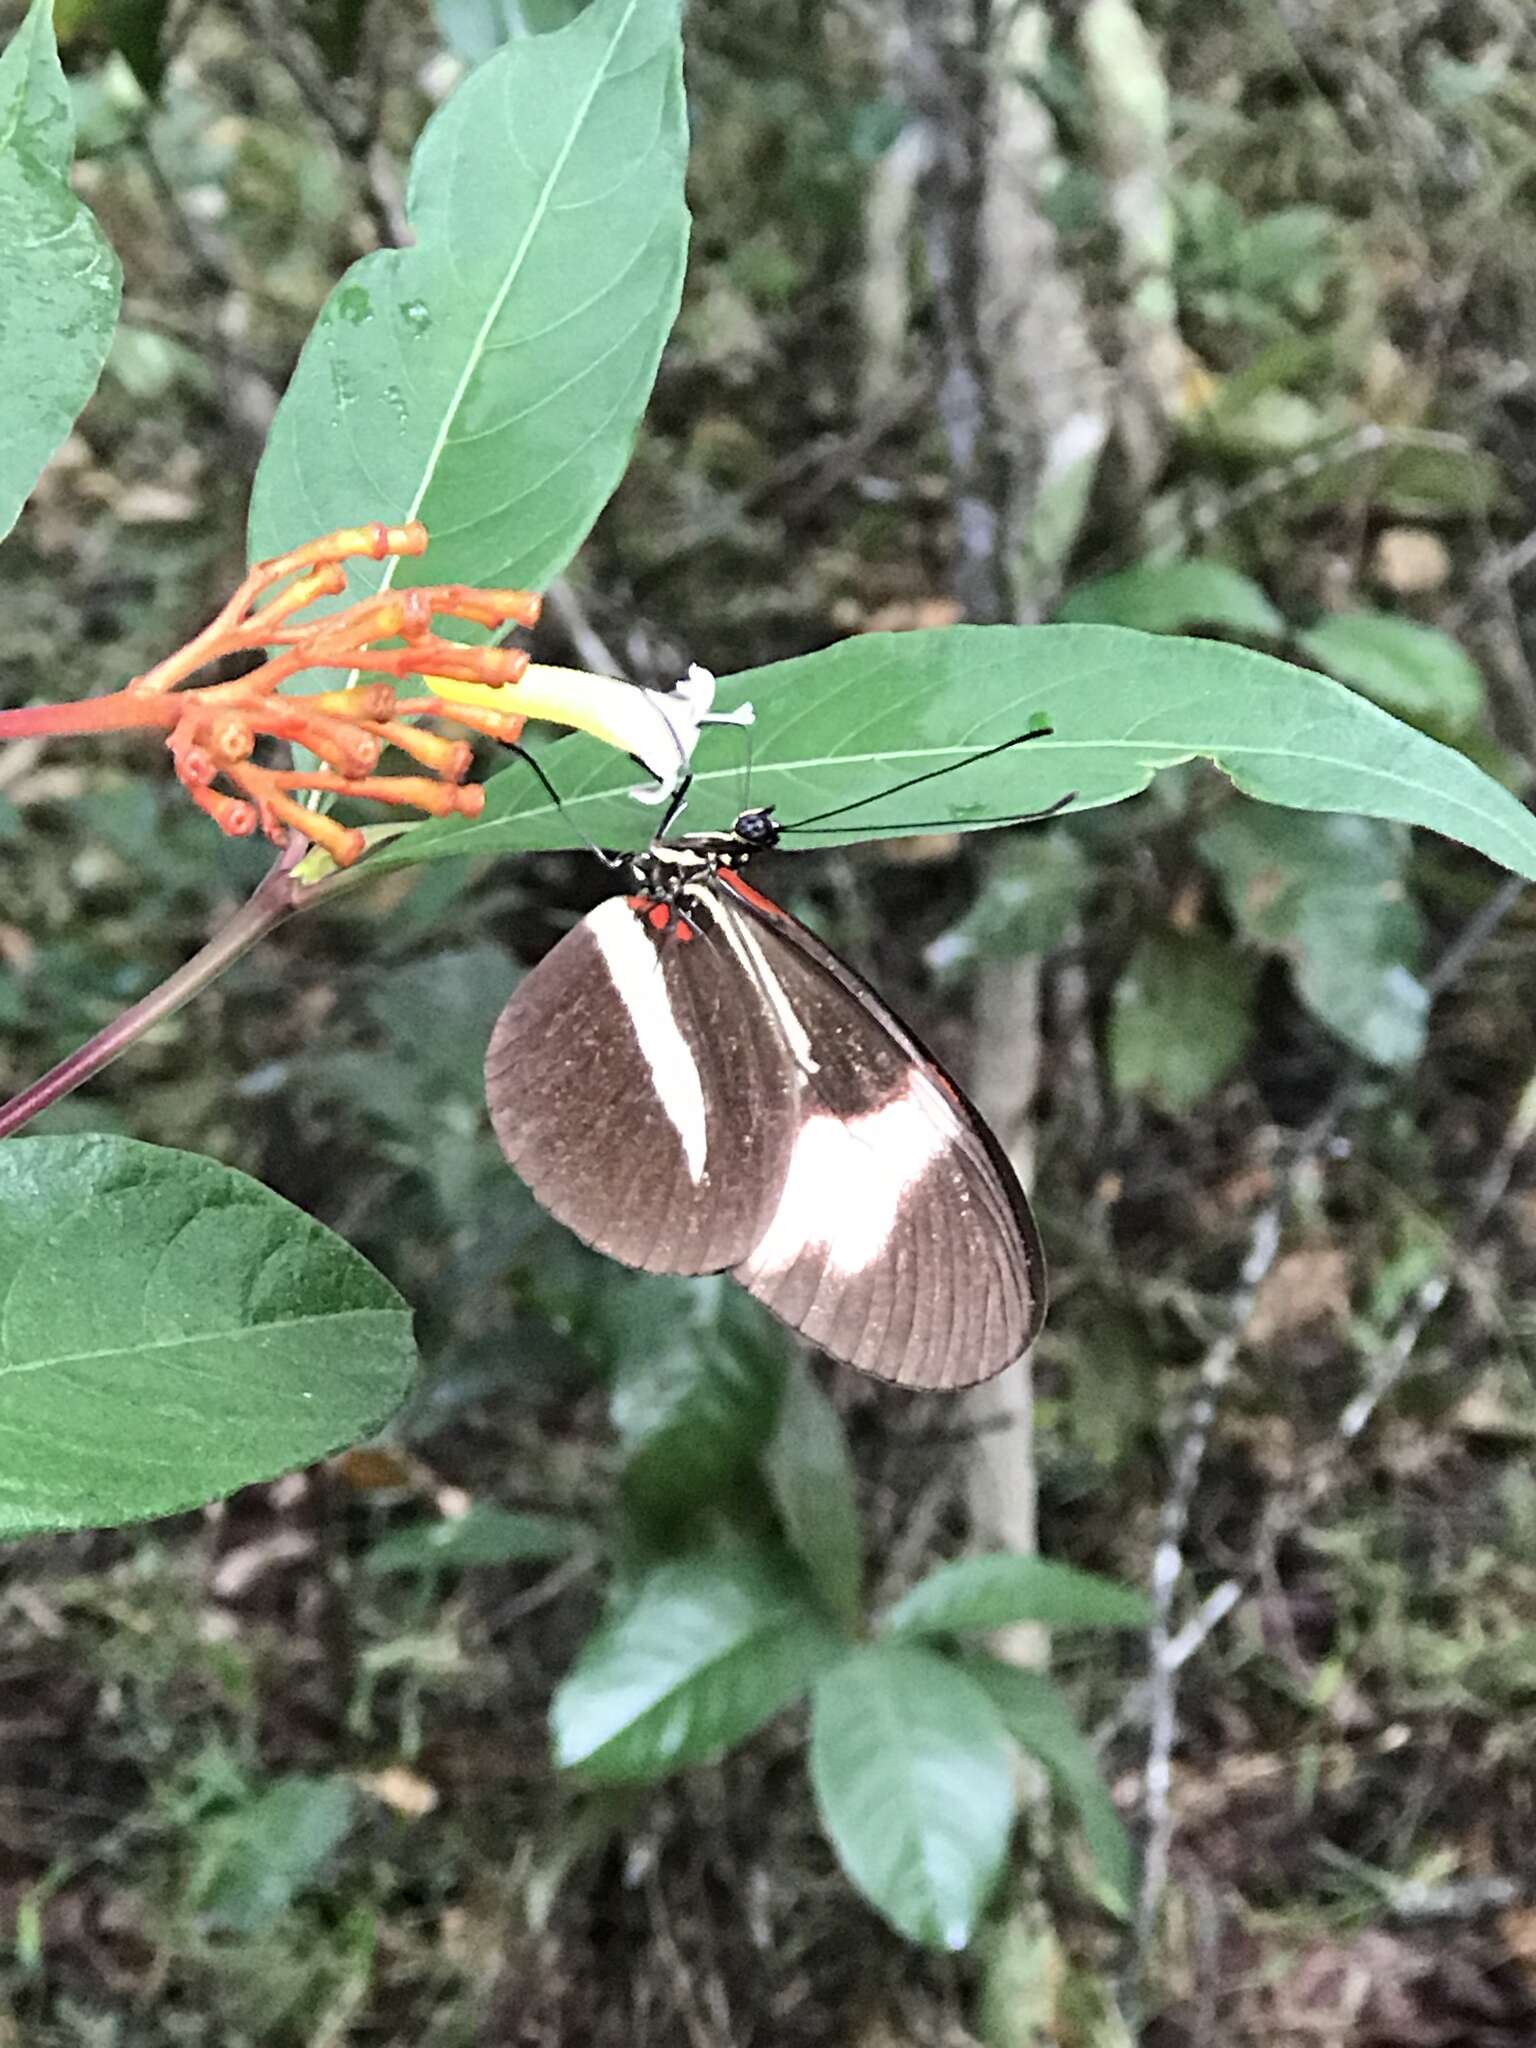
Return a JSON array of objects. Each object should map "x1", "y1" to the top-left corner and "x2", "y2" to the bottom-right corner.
[{"x1": 6, "y1": 2, "x2": 1536, "y2": 2044}]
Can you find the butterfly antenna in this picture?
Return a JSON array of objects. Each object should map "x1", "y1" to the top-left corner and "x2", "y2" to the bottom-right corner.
[
  {"x1": 783, "y1": 725, "x2": 1056, "y2": 831},
  {"x1": 506, "y1": 744, "x2": 625, "y2": 870},
  {"x1": 786, "y1": 789, "x2": 1077, "y2": 834}
]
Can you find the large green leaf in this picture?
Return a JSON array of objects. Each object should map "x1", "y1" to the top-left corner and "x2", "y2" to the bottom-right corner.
[
  {"x1": 1296, "y1": 610, "x2": 1484, "y2": 736},
  {"x1": 809, "y1": 1643, "x2": 1015, "y2": 1950},
  {"x1": 551, "y1": 1546, "x2": 840, "y2": 1781},
  {"x1": 1200, "y1": 801, "x2": 1427, "y2": 1067},
  {"x1": 434, "y1": 0, "x2": 585, "y2": 63},
  {"x1": 362, "y1": 1503, "x2": 591, "y2": 1573},
  {"x1": 1109, "y1": 928, "x2": 1257, "y2": 1114},
  {"x1": 248, "y1": 0, "x2": 688, "y2": 600},
  {"x1": 760, "y1": 1360, "x2": 863, "y2": 1631},
  {"x1": 0, "y1": 0, "x2": 122, "y2": 543},
  {"x1": 190, "y1": 1776, "x2": 357, "y2": 1934},
  {"x1": 880, "y1": 1554, "x2": 1150, "y2": 1639},
  {"x1": 0, "y1": 0, "x2": 72, "y2": 153},
  {"x1": 610, "y1": 1285, "x2": 786, "y2": 1524},
  {"x1": 1057, "y1": 559, "x2": 1284, "y2": 638},
  {"x1": 958, "y1": 1657, "x2": 1135, "y2": 1916},
  {"x1": 926, "y1": 828, "x2": 1093, "y2": 983},
  {"x1": 0, "y1": 1138, "x2": 416, "y2": 1538},
  {"x1": 364, "y1": 626, "x2": 1536, "y2": 882}
]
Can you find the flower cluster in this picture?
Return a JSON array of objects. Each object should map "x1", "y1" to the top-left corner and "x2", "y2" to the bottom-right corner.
[{"x1": 0, "y1": 521, "x2": 542, "y2": 869}]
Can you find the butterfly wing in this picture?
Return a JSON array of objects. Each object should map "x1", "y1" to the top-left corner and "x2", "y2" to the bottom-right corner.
[
  {"x1": 485, "y1": 892, "x2": 798, "y2": 1274},
  {"x1": 705, "y1": 871, "x2": 1045, "y2": 1389},
  {"x1": 486, "y1": 873, "x2": 1045, "y2": 1387}
]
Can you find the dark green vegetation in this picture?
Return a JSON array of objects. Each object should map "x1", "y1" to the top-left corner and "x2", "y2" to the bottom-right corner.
[{"x1": 6, "y1": 0, "x2": 1536, "y2": 2041}]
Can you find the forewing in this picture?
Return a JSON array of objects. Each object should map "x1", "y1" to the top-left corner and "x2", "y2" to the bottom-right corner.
[{"x1": 485, "y1": 894, "x2": 797, "y2": 1274}]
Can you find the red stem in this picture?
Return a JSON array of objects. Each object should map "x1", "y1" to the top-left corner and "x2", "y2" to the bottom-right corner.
[
  {"x1": 0, "y1": 838, "x2": 308, "y2": 1139},
  {"x1": 0, "y1": 693, "x2": 178, "y2": 739}
]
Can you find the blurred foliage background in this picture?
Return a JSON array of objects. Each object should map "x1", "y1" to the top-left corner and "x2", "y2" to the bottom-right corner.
[{"x1": 6, "y1": 0, "x2": 1536, "y2": 2042}]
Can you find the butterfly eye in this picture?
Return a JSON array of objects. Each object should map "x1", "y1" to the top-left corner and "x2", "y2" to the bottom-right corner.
[{"x1": 734, "y1": 807, "x2": 777, "y2": 846}]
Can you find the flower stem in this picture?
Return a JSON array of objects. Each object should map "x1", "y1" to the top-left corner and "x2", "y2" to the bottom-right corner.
[
  {"x1": 0, "y1": 693, "x2": 178, "y2": 740},
  {"x1": 0, "y1": 839, "x2": 308, "y2": 1139}
]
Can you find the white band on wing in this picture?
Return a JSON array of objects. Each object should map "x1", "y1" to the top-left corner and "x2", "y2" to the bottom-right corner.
[
  {"x1": 740, "y1": 1091, "x2": 949, "y2": 1280},
  {"x1": 586, "y1": 897, "x2": 709, "y2": 1184}
]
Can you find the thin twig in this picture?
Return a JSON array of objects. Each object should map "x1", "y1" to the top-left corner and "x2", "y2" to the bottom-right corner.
[
  {"x1": 1340, "y1": 1058, "x2": 1536, "y2": 1441},
  {"x1": 1131, "y1": 1205, "x2": 1282, "y2": 1988},
  {"x1": 542, "y1": 578, "x2": 625, "y2": 681},
  {"x1": 1423, "y1": 872, "x2": 1527, "y2": 998},
  {"x1": 230, "y1": 0, "x2": 406, "y2": 247},
  {"x1": 1185, "y1": 424, "x2": 1478, "y2": 541},
  {"x1": 0, "y1": 838, "x2": 307, "y2": 1137},
  {"x1": 1164, "y1": 1577, "x2": 1243, "y2": 1673}
]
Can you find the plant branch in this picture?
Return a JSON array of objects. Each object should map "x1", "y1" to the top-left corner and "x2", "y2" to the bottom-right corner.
[
  {"x1": 230, "y1": 0, "x2": 406, "y2": 248},
  {"x1": 0, "y1": 840, "x2": 308, "y2": 1140},
  {"x1": 1340, "y1": 1056, "x2": 1536, "y2": 1441}
]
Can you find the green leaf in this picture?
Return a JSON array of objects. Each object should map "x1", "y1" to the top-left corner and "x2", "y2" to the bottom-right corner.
[
  {"x1": 76, "y1": 0, "x2": 171, "y2": 96},
  {"x1": 365, "y1": 626, "x2": 1536, "y2": 887},
  {"x1": 1296, "y1": 610, "x2": 1485, "y2": 736},
  {"x1": 926, "y1": 829, "x2": 1092, "y2": 984},
  {"x1": 1289, "y1": 437, "x2": 1507, "y2": 520},
  {"x1": 1060, "y1": 1305, "x2": 1161, "y2": 1469},
  {"x1": 611, "y1": 1287, "x2": 786, "y2": 1524},
  {"x1": 760, "y1": 1361, "x2": 862, "y2": 1631},
  {"x1": 190, "y1": 1776, "x2": 356, "y2": 1933},
  {"x1": 1057, "y1": 559, "x2": 1284, "y2": 637},
  {"x1": 1109, "y1": 929, "x2": 1257, "y2": 1114},
  {"x1": 434, "y1": 0, "x2": 515, "y2": 60},
  {"x1": 1200, "y1": 801, "x2": 1427, "y2": 1067},
  {"x1": 1, "y1": 0, "x2": 73, "y2": 155},
  {"x1": 434, "y1": 0, "x2": 585, "y2": 63},
  {"x1": 0, "y1": 0, "x2": 122, "y2": 543},
  {"x1": 880, "y1": 1555, "x2": 1151, "y2": 1639},
  {"x1": 958, "y1": 1658, "x2": 1135, "y2": 1916},
  {"x1": 248, "y1": 0, "x2": 688, "y2": 603},
  {"x1": 0, "y1": 1138, "x2": 416, "y2": 1538},
  {"x1": 810, "y1": 1643, "x2": 1014, "y2": 1950},
  {"x1": 1194, "y1": 388, "x2": 1347, "y2": 460},
  {"x1": 552, "y1": 1547, "x2": 840, "y2": 1781},
  {"x1": 363, "y1": 1503, "x2": 590, "y2": 1573}
]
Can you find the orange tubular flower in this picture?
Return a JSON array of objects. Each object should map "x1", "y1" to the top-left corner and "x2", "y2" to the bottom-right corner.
[{"x1": 0, "y1": 522, "x2": 543, "y2": 868}]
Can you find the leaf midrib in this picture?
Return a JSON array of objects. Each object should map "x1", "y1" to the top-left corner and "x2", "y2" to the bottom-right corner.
[
  {"x1": 464, "y1": 731, "x2": 1509, "y2": 831},
  {"x1": 856, "y1": 1660, "x2": 953, "y2": 1926},
  {"x1": 376, "y1": 0, "x2": 644, "y2": 608},
  {"x1": 0, "y1": 1303, "x2": 406, "y2": 1378}
]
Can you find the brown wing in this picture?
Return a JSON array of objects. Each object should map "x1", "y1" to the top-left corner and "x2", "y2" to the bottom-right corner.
[
  {"x1": 712, "y1": 872, "x2": 1045, "y2": 1389},
  {"x1": 485, "y1": 893, "x2": 799, "y2": 1274}
]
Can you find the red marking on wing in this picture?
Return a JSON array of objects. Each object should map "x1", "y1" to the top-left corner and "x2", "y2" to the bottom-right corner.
[
  {"x1": 715, "y1": 869, "x2": 785, "y2": 919},
  {"x1": 717, "y1": 865, "x2": 965, "y2": 1106}
]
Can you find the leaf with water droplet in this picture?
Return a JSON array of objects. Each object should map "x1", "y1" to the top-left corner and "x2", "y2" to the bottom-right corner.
[
  {"x1": 0, "y1": 0, "x2": 122, "y2": 543},
  {"x1": 250, "y1": 0, "x2": 688, "y2": 603},
  {"x1": 335, "y1": 283, "x2": 373, "y2": 326}
]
